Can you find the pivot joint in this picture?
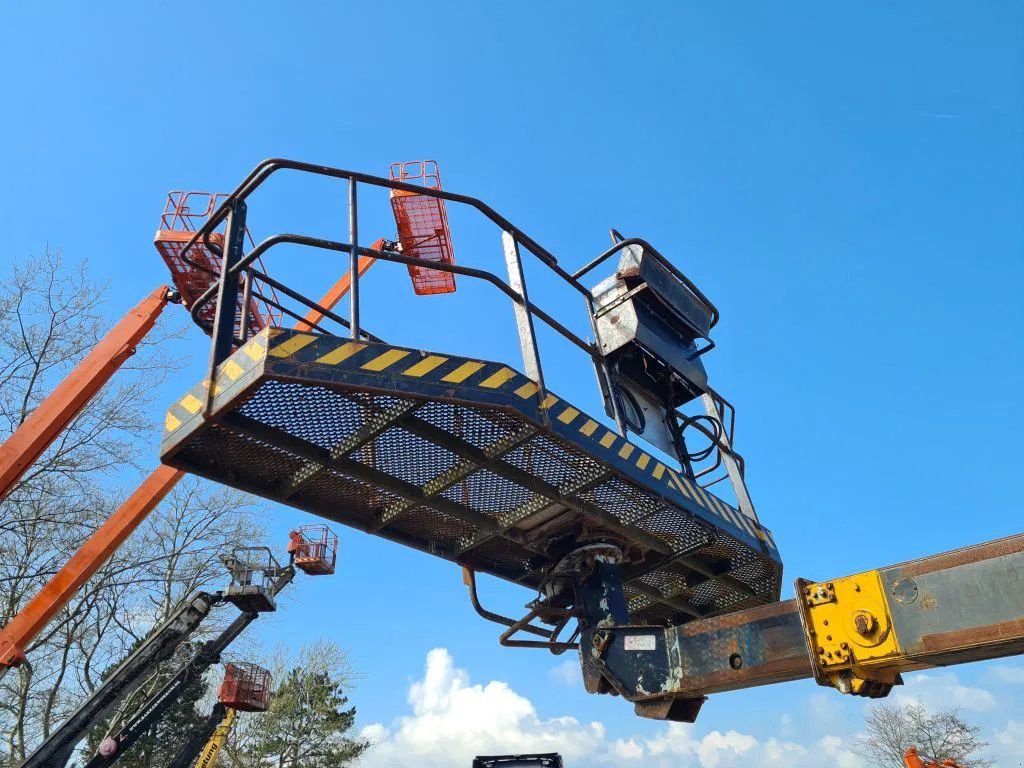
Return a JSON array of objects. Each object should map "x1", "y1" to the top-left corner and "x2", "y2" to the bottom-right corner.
[{"x1": 795, "y1": 571, "x2": 903, "y2": 698}]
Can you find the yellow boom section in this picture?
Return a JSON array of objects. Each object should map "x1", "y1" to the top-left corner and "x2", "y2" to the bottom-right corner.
[{"x1": 194, "y1": 707, "x2": 236, "y2": 768}]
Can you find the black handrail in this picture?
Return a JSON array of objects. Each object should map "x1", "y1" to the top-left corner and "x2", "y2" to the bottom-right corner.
[
  {"x1": 189, "y1": 235, "x2": 599, "y2": 363},
  {"x1": 181, "y1": 159, "x2": 744, "y2": 507},
  {"x1": 174, "y1": 158, "x2": 591, "y2": 300}
]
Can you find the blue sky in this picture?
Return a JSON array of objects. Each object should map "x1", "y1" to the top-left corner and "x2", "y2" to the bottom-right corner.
[{"x1": 3, "y1": 1, "x2": 1023, "y2": 764}]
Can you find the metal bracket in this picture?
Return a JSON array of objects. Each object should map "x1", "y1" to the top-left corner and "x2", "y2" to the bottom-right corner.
[
  {"x1": 462, "y1": 568, "x2": 579, "y2": 653},
  {"x1": 794, "y1": 572, "x2": 903, "y2": 697}
]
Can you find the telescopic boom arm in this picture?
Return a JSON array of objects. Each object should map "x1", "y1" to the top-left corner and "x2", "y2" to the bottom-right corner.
[
  {"x1": 559, "y1": 534, "x2": 1024, "y2": 721},
  {"x1": 0, "y1": 286, "x2": 175, "y2": 502},
  {"x1": 19, "y1": 592, "x2": 217, "y2": 768},
  {"x1": 0, "y1": 464, "x2": 183, "y2": 668},
  {"x1": 167, "y1": 704, "x2": 231, "y2": 768},
  {"x1": 0, "y1": 258, "x2": 373, "y2": 670},
  {"x1": 81, "y1": 565, "x2": 295, "y2": 768}
]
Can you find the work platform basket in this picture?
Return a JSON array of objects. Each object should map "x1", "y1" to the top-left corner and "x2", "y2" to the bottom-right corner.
[
  {"x1": 390, "y1": 161, "x2": 457, "y2": 295},
  {"x1": 221, "y1": 546, "x2": 281, "y2": 613},
  {"x1": 159, "y1": 159, "x2": 783, "y2": 635},
  {"x1": 288, "y1": 524, "x2": 338, "y2": 576},
  {"x1": 218, "y1": 662, "x2": 271, "y2": 712},
  {"x1": 154, "y1": 191, "x2": 282, "y2": 341}
]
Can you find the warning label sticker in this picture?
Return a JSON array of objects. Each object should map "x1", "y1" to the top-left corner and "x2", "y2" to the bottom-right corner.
[{"x1": 624, "y1": 635, "x2": 657, "y2": 652}]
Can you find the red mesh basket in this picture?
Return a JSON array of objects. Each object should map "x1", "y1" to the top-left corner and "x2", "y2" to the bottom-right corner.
[
  {"x1": 389, "y1": 161, "x2": 457, "y2": 296},
  {"x1": 218, "y1": 662, "x2": 272, "y2": 712},
  {"x1": 287, "y1": 524, "x2": 338, "y2": 576},
  {"x1": 154, "y1": 191, "x2": 282, "y2": 340}
]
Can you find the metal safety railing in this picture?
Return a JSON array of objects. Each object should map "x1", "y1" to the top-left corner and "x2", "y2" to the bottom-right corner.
[
  {"x1": 172, "y1": 160, "x2": 601, "y2": 407},
  {"x1": 156, "y1": 191, "x2": 284, "y2": 333},
  {"x1": 172, "y1": 158, "x2": 751, "y2": 502}
]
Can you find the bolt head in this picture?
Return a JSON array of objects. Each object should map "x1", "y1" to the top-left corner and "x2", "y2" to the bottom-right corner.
[{"x1": 853, "y1": 611, "x2": 877, "y2": 636}]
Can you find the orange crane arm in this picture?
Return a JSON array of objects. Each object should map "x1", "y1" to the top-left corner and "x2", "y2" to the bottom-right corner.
[
  {"x1": 905, "y1": 747, "x2": 962, "y2": 768},
  {"x1": 293, "y1": 239, "x2": 383, "y2": 332},
  {"x1": 0, "y1": 465, "x2": 182, "y2": 667},
  {"x1": 0, "y1": 285, "x2": 173, "y2": 502},
  {"x1": 0, "y1": 261, "x2": 376, "y2": 669}
]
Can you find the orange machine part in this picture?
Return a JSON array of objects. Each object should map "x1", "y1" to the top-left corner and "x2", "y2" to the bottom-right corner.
[
  {"x1": 389, "y1": 161, "x2": 457, "y2": 296},
  {"x1": 0, "y1": 464, "x2": 183, "y2": 667},
  {"x1": 154, "y1": 192, "x2": 277, "y2": 341},
  {"x1": 218, "y1": 662, "x2": 272, "y2": 712},
  {"x1": 0, "y1": 255, "x2": 365, "y2": 668},
  {"x1": 904, "y1": 747, "x2": 962, "y2": 768},
  {"x1": 287, "y1": 524, "x2": 338, "y2": 576},
  {"x1": 0, "y1": 286, "x2": 171, "y2": 503}
]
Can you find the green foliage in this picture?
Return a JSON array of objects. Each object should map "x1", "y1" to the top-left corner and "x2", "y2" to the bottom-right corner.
[{"x1": 239, "y1": 666, "x2": 367, "y2": 768}]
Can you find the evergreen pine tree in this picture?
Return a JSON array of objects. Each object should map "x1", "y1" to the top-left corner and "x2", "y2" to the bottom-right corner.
[{"x1": 243, "y1": 667, "x2": 367, "y2": 768}]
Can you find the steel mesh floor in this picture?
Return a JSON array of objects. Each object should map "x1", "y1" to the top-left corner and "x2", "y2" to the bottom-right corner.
[{"x1": 165, "y1": 359, "x2": 782, "y2": 625}]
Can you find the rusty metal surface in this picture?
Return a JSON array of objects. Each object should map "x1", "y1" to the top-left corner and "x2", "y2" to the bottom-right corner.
[
  {"x1": 664, "y1": 599, "x2": 812, "y2": 695},
  {"x1": 894, "y1": 533, "x2": 1024, "y2": 578},
  {"x1": 161, "y1": 331, "x2": 784, "y2": 627},
  {"x1": 595, "y1": 534, "x2": 1024, "y2": 706},
  {"x1": 580, "y1": 598, "x2": 814, "y2": 718},
  {"x1": 883, "y1": 538, "x2": 1024, "y2": 664}
]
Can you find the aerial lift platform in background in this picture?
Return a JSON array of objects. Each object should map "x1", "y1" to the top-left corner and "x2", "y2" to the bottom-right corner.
[
  {"x1": 20, "y1": 531, "x2": 334, "y2": 768},
  {"x1": 166, "y1": 662, "x2": 272, "y2": 768},
  {"x1": 0, "y1": 182, "x2": 393, "y2": 671}
]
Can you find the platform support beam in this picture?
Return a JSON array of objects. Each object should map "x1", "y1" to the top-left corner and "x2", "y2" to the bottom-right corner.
[
  {"x1": 502, "y1": 232, "x2": 545, "y2": 390},
  {"x1": 348, "y1": 180, "x2": 360, "y2": 339},
  {"x1": 577, "y1": 534, "x2": 1024, "y2": 722},
  {"x1": 206, "y1": 199, "x2": 247, "y2": 410}
]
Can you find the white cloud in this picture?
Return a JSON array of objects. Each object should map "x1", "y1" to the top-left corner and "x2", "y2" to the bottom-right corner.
[
  {"x1": 357, "y1": 648, "x2": 899, "y2": 768},
  {"x1": 894, "y1": 672, "x2": 997, "y2": 712},
  {"x1": 359, "y1": 648, "x2": 605, "y2": 767},
  {"x1": 612, "y1": 738, "x2": 645, "y2": 761},
  {"x1": 995, "y1": 720, "x2": 1024, "y2": 757},
  {"x1": 987, "y1": 664, "x2": 1024, "y2": 684},
  {"x1": 642, "y1": 722, "x2": 858, "y2": 768},
  {"x1": 549, "y1": 659, "x2": 581, "y2": 688},
  {"x1": 779, "y1": 712, "x2": 795, "y2": 739},
  {"x1": 696, "y1": 730, "x2": 758, "y2": 767},
  {"x1": 814, "y1": 735, "x2": 861, "y2": 768}
]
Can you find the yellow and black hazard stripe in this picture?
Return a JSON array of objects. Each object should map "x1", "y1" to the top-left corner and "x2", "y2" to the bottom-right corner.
[
  {"x1": 163, "y1": 333, "x2": 269, "y2": 437},
  {"x1": 162, "y1": 327, "x2": 779, "y2": 556}
]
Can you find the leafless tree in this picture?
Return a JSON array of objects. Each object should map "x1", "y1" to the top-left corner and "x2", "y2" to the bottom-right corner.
[
  {"x1": 854, "y1": 702, "x2": 993, "y2": 768},
  {"x1": 0, "y1": 250, "x2": 172, "y2": 502},
  {"x1": 0, "y1": 250, "x2": 265, "y2": 766}
]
